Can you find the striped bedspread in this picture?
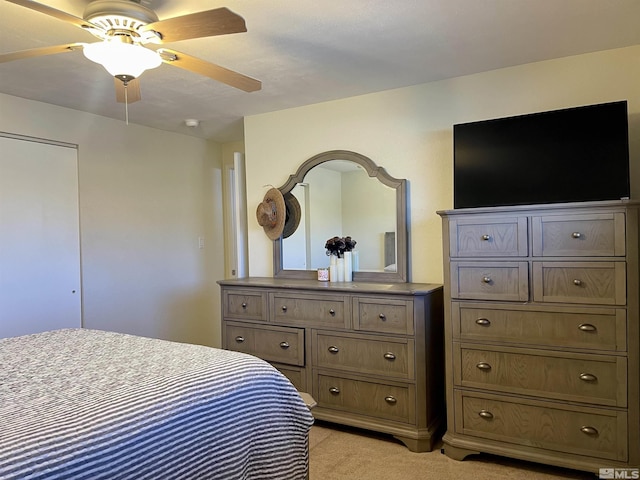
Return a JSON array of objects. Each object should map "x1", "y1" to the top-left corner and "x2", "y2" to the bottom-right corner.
[{"x1": 0, "y1": 329, "x2": 314, "y2": 480}]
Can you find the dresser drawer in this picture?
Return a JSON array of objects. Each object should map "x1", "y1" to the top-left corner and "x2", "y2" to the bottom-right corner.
[
  {"x1": 533, "y1": 261, "x2": 626, "y2": 305},
  {"x1": 455, "y1": 391, "x2": 628, "y2": 462},
  {"x1": 449, "y1": 216, "x2": 528, "y2": 257},
  {"x1": 316, "y1": 373, "x2": 415, "y2": 424},
  {"x1": 453, "y1": 302, "x2": 627, "y2": 352},
  {"x1": 313, "y1": 331, "x2": 414, "y2": 380},
  {"x1": 274, "y1": 364, "x2": 307, "y2": 392},
  {"x1": 225, "y1": 322, "x2": 305, "y2": 366},
  {"x1": 454, "y1": 344, "x2": 627, "y2": 406},
  {"x1": 532, "y1": 213, "x2": 626, "y2": 257},
  {"x1": 223, "y1": 289, "x2": 267, "y2": 321},
  {"x1": 270, "y1": 292, "x2": 350, "y2": 328},
  {"x1": 451, "y1": 261, "x2": 529, "y2": 301},
  {"x1": 353, "y1": 297, "x2": 414, "y2": 335}
]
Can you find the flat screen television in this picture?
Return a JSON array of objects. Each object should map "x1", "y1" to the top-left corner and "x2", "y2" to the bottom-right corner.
[{"x1": 453, "y1": 101, "x2": 630, "y2": 209}]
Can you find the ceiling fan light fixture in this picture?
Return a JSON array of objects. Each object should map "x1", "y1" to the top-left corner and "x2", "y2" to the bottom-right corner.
[{"x1": 83, "y1": 40, "x2": 162, "y2": 79}]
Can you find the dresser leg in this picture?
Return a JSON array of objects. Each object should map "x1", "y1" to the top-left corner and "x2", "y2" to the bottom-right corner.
[
  {"x1": 441, "y1": 443, "x2": 479, "y2": 461},
  {"x1": 393, "y1": 435, "x2": 434, "y2": 453}
]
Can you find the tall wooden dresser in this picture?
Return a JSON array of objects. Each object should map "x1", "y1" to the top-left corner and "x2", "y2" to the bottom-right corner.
[
  {"x1": 218, "y1": 277, "x2": 444, "y2": 452},
  {"x1": 437, "y1": 200, "x2": 639, "y2": 473}
]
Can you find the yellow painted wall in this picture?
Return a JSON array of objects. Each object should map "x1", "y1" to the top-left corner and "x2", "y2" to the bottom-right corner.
[{"x1": 244, "y1": 45, "x2": 640, "y2": 284}]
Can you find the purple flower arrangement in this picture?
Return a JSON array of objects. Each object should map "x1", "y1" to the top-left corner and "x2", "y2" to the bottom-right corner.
[{"x1": 325, "y1": 236, "x2": 357, "y2": 258}]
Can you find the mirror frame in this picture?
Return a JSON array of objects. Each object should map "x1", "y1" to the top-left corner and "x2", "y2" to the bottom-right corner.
[{"x1": 274, "y1": 150, "x2": 408, "y2": 283}]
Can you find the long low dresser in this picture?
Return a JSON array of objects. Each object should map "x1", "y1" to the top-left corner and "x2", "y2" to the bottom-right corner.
[
  {"x1": 437, "y1": 200, "x2": 639, "y2": 473},
  {"x1": 218, "y1": 277, "x2": 444, "y2": 452}
]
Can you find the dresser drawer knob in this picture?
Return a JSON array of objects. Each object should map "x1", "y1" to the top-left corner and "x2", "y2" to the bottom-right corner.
[
  {"x1": 481, "y1": 234, "x2": 491, "y2": 241},
  {"x1": 580, "y1": 426, "x2": 598, "y2": 436},
  {"x1": 328, "y1": 345, "x2": 339, "y2": 354},
  {"x1": 241, "y1": 302, "x2": 247, "y2": 309},
  {"x1": 383, "y1": 352, "x2": 396, "y2": 361},
  {"x1": 579, "y1": 373, "x2": 597, "y2": 382},
  {"x1": 578, "y1": 323, "x2": 597, "y2": 332},
  {"x1": 476, "y1": 362, "x2": 492, "y2": 371},
  {"x1": 329, "y1": 309, "x2": 336, "y2": 316},
  {"x1": 384, "y1": 396, "x2": 397, "y2": 404},
  {"x1": 478, "y1": 410, "x2": 493, "y2": 419},
  {"x1": 279, "y1": 341, "x2": 290, "y2": 349},
  {"x1": 475, "y1": 318, "x2": 491, "y2": 326},
  {"x1": 571, "y1": 232, "x2": 582, "y2": 239},
  {"x1": 379, "y1": 313, "x2": 386, "y2": 320},
  {"x1": 573, "y1": 279, "x2": 582, "y2": 286},
  {"x1": 281, "y1": 305, "x2": 288, "y2": 312},
  {"x1": 234, "y1": 336, "x2": 245, "y2": 343},
  {"x1": 482, "y1": 276, "x2": 492, "y2": 284},
  {"x1": 329, "y1": 387, "x2": 340, "y2": 395}
]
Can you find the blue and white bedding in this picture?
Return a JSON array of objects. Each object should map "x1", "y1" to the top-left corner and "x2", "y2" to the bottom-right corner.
[{"x1": 0, "y1": 329, "x2": 314, "y2": 480}]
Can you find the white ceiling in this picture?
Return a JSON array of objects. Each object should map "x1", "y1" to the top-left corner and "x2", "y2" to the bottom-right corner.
[{"x1": 1, "y1": 0, "x2": 639, "y2": 143}]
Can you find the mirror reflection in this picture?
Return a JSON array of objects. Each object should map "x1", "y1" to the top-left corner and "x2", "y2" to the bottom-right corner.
[
  {"x1": 274, "y1": 150, "x2": 408, "y2": 283},
  {"x1": 282, "y1": 160, "x2": 397, "y2": 272}
]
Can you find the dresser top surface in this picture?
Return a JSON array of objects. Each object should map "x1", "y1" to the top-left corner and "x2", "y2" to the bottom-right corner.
[
  {"x1": 437, "y1": 199, "x2": 640, "y2": 217},
  {"x1": 218, "y1": 277, "x2": 443, "y2": 296}
]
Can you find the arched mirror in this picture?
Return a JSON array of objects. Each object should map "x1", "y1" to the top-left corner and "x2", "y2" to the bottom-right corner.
[{"x1": 274, "y1": 150, "x2": 408, "y2": 283}]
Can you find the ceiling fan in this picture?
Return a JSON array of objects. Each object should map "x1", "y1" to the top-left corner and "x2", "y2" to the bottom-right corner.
[{"x1": 0, "y1": 0, "x2": 262, "y2": 105}]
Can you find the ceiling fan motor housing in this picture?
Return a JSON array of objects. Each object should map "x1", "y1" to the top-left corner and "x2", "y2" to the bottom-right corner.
[{"x1": 83, "y1": 0, "x2": 159, "y2": 39}]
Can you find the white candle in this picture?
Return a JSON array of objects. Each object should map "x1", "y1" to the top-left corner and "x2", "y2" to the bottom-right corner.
[
  {"x1": 343, "y1": 251, "x2": 352, "y2": 282},
  {"x1": 336, "y1": 257, "x2": 345, "y2": 281}
]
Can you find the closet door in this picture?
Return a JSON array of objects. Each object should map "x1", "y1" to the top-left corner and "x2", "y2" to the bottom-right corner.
[{"x1": 0, "y1": 135, "x2": 81, "y2": 338}]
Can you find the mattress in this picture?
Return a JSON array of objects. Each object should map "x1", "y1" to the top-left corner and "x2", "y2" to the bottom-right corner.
[{"x1": 0, "y1": 328, "x2": 314, "y2": 480}]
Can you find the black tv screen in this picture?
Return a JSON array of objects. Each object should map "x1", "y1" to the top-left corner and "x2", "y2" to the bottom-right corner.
[{"x1": 453, "y1": 101, "x2": 630, "y2": 209}]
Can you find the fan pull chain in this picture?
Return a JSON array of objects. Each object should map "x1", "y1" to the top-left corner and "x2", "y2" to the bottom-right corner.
[{"x1": 124, "y1": 83, "x2": 129, "y2": 125}]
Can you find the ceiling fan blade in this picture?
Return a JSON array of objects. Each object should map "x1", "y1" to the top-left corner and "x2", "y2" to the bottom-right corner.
[
  {"x1": 159, "y1": 48, "x2": 261, "y2": 92},
  {"x1": 140, "y1": 7, "x2": 247, "y2": 43},
  {"x1": 5, "y1": 0, "x2": 97, "y2": 30},
  {"x1": 0, "y1": 43, "x2": 84, "y2": 63},
  {"x1": 115, "y1": 78, "x2": 141, "y2": 104}
]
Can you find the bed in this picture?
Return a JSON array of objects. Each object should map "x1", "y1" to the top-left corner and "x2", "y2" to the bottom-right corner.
[{"x1": 0, "y1": 328, "x2": 314, "y2": 480}]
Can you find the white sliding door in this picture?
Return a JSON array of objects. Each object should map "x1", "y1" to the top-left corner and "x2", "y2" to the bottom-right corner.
[{"x1": 0, "y1": 135, "x2": 81, "y2": 338}]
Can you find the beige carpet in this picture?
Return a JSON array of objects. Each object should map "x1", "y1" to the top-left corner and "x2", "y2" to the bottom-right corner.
[{"x1": 308, "y1": 421, "x2": 595, "y2": 480}]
